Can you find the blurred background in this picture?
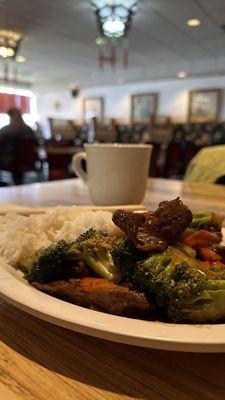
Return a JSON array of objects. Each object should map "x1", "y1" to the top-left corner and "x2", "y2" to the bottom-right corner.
[{"x1": 1, "y1": 0, "x2": 225, "y2": 186}]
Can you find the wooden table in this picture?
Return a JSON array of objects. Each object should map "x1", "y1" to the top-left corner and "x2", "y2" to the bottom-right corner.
[{"x1": 1, "y1": 178, "x2": 225, "y2": 400}]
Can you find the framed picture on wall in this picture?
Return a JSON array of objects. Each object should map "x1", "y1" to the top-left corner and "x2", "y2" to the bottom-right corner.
[
  {"x1": 83, "y1": 97, "x2": 104, "y2": 121},
  {"x1": 131, "y1": 93, "x2": 158, "y2": 123},
  {"x1": 188, "y1": 89, "x2": 222, "y2": 123}
]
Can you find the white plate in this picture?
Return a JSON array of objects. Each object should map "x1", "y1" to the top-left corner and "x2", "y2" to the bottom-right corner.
[{"x1": 1, "y1": 259, "x2": 225, "y2": 352}]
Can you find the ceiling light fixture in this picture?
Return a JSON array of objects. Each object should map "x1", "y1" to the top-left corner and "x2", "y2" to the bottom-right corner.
[
  {"x1": 0, "y1": 29, "x2": 22, "y2": 59},
  {"x1": 68, "y1": 84, "x2": 79, "y2": 98},
  {"x1": 177, "y1": 71, "x2": 187, "y2": 79},
  {"x1": 0, "y1": 46, "x2": 14, "y2": 58},
  {"x1": 91, "y1": 1, "x2": 138, "y2": 69},
  {"x1": 187, "y1": 18, "x2": 201, "y2": 27},
  {"x1": 103, "y1": 19, "x2": 125, "y2": 37},
  {"x1": 91, "y1": 0, "x2": 138, "y2": 39},
  {"x1": 16, "y1": 55, "x2": 26, "y2": 63}
]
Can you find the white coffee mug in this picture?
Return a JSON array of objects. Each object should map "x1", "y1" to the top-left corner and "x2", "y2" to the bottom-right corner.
[{"x1": 72, "y1": 143, "x2": 152, "y2": 206}]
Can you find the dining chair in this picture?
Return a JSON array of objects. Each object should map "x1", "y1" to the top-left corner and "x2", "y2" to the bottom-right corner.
[
  {"x1": 181, "y1": 143, "x2": 202, "y2": 175},
  {"x1": 163, "y1": 142, "x2": 183, "y2": 178}
]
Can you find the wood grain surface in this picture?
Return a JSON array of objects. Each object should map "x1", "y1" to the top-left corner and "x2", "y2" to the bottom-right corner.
[{"x1": 1, "y1": 178, "x2": 225, "y2": 400}]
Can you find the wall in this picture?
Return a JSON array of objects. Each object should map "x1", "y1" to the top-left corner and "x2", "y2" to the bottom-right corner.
[{"x1": 36, "y1": 75, "x2": 225, "y2": 123}]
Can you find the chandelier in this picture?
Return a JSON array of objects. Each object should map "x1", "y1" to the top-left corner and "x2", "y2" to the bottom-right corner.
[
  {"x1": 0, "y1": 30, "x2": 27, "y2": 86},
  {"x1": 91, "y1": 0, "x2": 138, "y2": 38},
  {"x1": 91, "y1": 0, "x2": 138, "y2": 68},
  {"x1": 0, "y1": 30, "x2": 22, "y2": 59}
]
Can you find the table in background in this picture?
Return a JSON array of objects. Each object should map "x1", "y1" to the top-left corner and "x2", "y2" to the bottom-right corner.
[
  {"x1": 46, "y1": 146, "x2": 83, "y2": 155},
  {"x1": 1, "y1": 178, "x2": 225, "y2": 400},
  {"x1": 44, "y1": 146, "x2": 83, "y2": 180}
]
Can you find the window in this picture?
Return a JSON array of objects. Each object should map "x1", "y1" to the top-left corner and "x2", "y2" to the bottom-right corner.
[
  {"x1": 0, "y1": 93, "x2": 30, "y2": 113},
  {"x1": 0, "y1": 88, "x2": 36, "y2": 129}
]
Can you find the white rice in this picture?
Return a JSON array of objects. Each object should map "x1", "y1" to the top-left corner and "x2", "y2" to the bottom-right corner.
[{"x1": 0, "y1": 207, "x2": 122, "y2": 266}]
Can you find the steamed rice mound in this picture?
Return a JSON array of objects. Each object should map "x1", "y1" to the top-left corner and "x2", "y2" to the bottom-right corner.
[{"x1": 0, "y1": 207, "x2": 122, "y2": 265}]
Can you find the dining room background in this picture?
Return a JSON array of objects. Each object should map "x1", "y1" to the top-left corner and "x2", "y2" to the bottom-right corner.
[
  {"x1": 1, "y1": 0, "x2": 225, "y2": 185},
  {"x1": 36, "y1": 74, "x2": 225, "y2": 123}
]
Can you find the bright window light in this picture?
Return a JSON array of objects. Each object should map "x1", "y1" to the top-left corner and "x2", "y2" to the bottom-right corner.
[
  {"x1": 23, "y1": 113, "x2": 37, "y2": 130},
  {"x1": 0, "y1": 114, "x2": 9, "y2": 128},
  {"x1": 0, "y1": 87, "x2": 37, "y2": 130},
  {"x1": 0, "y1": 113, "x2": 37, "y2": 130}
]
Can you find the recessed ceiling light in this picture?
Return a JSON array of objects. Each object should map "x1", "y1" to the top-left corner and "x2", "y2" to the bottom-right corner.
[
  {"x1": 187, "y1": 18, "x2": 201, "y2": 27},
  {"x1": 16, "y1": 55, "x2": 26, "y2": 63},
  {"x1": 177, "y1": 71, "x2": 187, "y2": 79},
  {"x1": 117, "y1": 77, "x2": 124, "y2": 85}
]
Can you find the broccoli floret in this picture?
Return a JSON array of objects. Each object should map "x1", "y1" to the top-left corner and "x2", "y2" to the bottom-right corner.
[
  {"x1": 178, "y1": 279, "x2": 225, "y2": 322},
  {"x1": 131, "y1": 246, "x2": 225, "y2": 322},
  {"x1": 68, "y1": 229, "x2": 122, "y2": 282},
  {"x1": 182, "y1": 211, "x2": 223, "y2": 238},
  {"x1": 74, "y1": 227, "x2": 101, "y2": 243},
  {"x1": 112, "y1": 239, "x2": 147, "y2": 282},
  {"x1": 19, "y1": 229, "x2": 122, "y2": 284},
  {"x1": 191, "y1": 211, "x2": 222, "y2": 229},
  {"x1": 26, "y1": 240, "x2": 70, "y2": 283},
  {"x1": 191, "y1": 211, "x2": 213, "y2": 229}
]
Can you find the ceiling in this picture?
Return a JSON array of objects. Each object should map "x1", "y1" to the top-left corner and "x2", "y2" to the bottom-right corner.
[{"x1": 1, "y1": 0, "x2": 225, "y2": 93}]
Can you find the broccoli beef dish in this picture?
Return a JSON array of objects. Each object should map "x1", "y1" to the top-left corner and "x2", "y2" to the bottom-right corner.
[{"x1": 17, "y1": 197, "x2": 225, "y2": 323}]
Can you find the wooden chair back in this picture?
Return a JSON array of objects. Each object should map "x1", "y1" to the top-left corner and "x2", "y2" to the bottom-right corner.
[
  {"x1": 163, "y1": 142, "x2": 183, "y2": 178},
  {"x1": 149, "y1": 115, "x2": 173, "y2": 143},
  {"x1": 49, "y1": 118, "x2": 75, "y2": 140}
]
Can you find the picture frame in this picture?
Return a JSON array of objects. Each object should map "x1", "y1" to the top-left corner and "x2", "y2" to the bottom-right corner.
[
  {"x1": 83, "y1": 97, "x2": 104, "y2": 121},
  {"x1": 188, "y1": 89, "x2": 222, "y2": 123},
  {"x1": 131, "y1": 93, "x2": 158, "y2": 123}
]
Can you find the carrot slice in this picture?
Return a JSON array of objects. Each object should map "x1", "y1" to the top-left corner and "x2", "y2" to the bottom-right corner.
[
  {"x1": 199, "y1": 260, "x2": 225, "y2": 268},
  {"x1": 182, "y1": 230, "x2": 220, "y2": 250},
  {"x1": 199, "y1": 247, "x2": 221, "y2": 262}
]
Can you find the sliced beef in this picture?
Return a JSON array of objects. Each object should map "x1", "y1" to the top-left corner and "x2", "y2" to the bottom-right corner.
[
  {"x1": 69, "y1": 261, "x2": 89, "y2": 278},
  {"x1": 32, "y1": 277, "x2": 151, "y2": 315},
  {"x1": 112, "y1": 197, "x2": 192, "y2": 252}
]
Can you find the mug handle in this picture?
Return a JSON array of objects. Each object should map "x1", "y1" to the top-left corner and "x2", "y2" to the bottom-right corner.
[{"x1": 72, "y1": 152, "x2": 88, "y2": 183}]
